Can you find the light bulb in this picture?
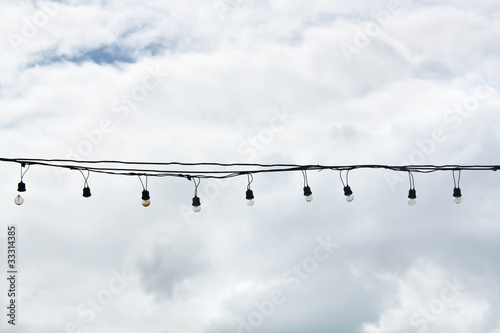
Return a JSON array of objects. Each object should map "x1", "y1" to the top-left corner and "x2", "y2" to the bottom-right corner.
[
  {"x1": 15, "y1": 181, "x2": 26, "y2": 205},
  {"x1": 14, "y1": 194, "x2": 24, "y2": 205},
  {"x1": 343, "y1": 186, "x2": 354, "y2": 202},
  {"x1": 303, "y1": 186, "x2": 313, "y2": 202},
  {"x1": 141, "y1": 190, "x2": 151, "y2": 207},
  {"x1": 246, "y1": 189, "x2": 255, "y2": 206},
  {"x1": 453, "y1": 187, "x2": 462, "y2": 204},
  {"x1": 192, "y1": 196, "x2": 201, "y2": 213},
  {"x1": 83, "y1": 186, "x2": 91, "y2": 198},
  {"x1": 408, "y1": 189, "x2": 417, "y2": 206}
]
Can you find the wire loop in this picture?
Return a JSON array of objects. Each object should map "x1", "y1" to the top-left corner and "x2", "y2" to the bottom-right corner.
[
  {"x1": 193, "y1": 177, "x2": 201, "y2": 196},
  {"x1": 408, "y1": 171, "x2": 415, "y2": 190},
  {"x1": 453, "y1": 170, "x2": 461, "y2": 188},
  {"x1": 78, "y1": 169, "x2": 90, "y2": 187},
  {"x1": 138, "y1": 175, "x2": 148, "y2": 190},
  {"x1": 247, "y1": 173, "x2": 254, "y2": 190},
  {"x1": 20, "y1": 163, "x2": 30, "y2": 181}
]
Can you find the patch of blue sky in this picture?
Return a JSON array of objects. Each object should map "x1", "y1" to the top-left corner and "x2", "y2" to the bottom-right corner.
[
  {"x1": 45, "y1": 44, "x2": 136, "y2": 65},
  {"x1": 411, "y1": 61, "x2": 458, "y2": 81},
  {"x1": 27, "y1": 42, "x2": 164, "y2": 68}
]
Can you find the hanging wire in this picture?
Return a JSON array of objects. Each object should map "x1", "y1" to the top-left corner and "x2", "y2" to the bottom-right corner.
[
  {"x1": 5, "y1": 157, "x2": 500, "y2": 208},
  {"x1": 193, "y1": 177, "x2": 201, "y2": 196},
  {"x1": 247, "y1": 173, "x2": 254, "y2": 190},
  {"x1": 138, "y1": 175, "x2": 148, "y2": 190},
  {"x1": 78, "y1": 169, "x2": 90, "y2": 187},
  {"x1": 20, "y1": 163, "x2": 30, "y2": 181},
  {"x1": 0, "y1": 157, "x2": 496, "y2": 180},
  {"x1": 302, "y1": 169, "x2": 309, "y2": 187},
  {"x1": 408, "y1": 171, "x2": 415, "y2": 190},
  {"x1": 453, "y1": 169, "x2": 461, "y2": 188},
  {"x1": 340, "y1": 170, "x2": 350, "y2": 187}
]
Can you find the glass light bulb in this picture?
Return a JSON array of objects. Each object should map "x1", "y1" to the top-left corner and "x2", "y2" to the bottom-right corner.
[
  {"x1": 408, "y1": 198, "x2": 417, "y2": 206},
  {"x1": 454, "y1": 197, "x2": 462, "y2": 204},
  {"x1": 247, "y1": 199, "x2": 255, "y2": 206},
  {"x1": 142, "y1": 200, "x2": 151, "y2": 207},
  {"x1": 193, "y1": 205, "x2": 201, "y2": 213},
  {"x1": 305, "y1": 195, "x2": 313, "y2": 202},
  {"x1": 14, "y1": 194, "x2": 24, "y2": 205},
  {"x1": 345, "y1": 194, "x2": 354, "y2": 202}
]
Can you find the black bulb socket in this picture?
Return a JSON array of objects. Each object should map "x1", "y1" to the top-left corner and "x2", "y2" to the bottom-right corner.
[
  {"x1": 192, "y1": 195, "x2": 201, "y2": 207},
  {"x1": 303, "y1": 186, "x2": 312, "y2": 196},
  {"x1": 408, "y1": 189, "x2": 417, "y2": 199},
  {"x1": 83, "y1": 186, "x2": 91, "y2": 198},
  {"x1": 17, "y1": 181, "x2": 26, "y2": 192},
  {"x1": 142, "y1": 190, "x2": 150, "y2": 201},
  {"x1": 453, "y1": 187, "x2": 462, "y2": 198},
  {"x1": 246, "y1": 189, "x2": 254, "y2": 200},
  {"x1": 343, "y1": 185, "x2": 353, "y2": 196}
]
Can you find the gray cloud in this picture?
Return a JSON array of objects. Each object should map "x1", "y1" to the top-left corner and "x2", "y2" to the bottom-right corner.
[
  {"x1": 0, "y1": 0, "x2": 499, "y2": 332},
  {"x1": 136, "y1": 228, "x2": 208, "y2": 300}
]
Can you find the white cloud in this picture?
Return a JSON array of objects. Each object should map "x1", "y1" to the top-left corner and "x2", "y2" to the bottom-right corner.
[
  {"x1": 0, "y1": 0, "x2": 499, "y2": 332},
  {"x1": 362, "y1": 259, "x2": 490, "y2": 333}
]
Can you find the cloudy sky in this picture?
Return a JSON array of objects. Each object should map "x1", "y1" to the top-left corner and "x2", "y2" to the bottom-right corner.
[{"x1": 1, "y1": 0, "x2": 499, "y2": 332}]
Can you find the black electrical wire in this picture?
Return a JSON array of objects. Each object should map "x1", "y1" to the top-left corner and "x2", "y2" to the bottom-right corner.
[
  {"x1": 138, "y1": 175, "x2": 148, "y2": 191},
  {"x1": 0, "y1": 157, "x2": 498, "y2": 180},
  {"x1": 340, "y1": 170, "x2": 350, "y2": 188},
  {"x1": 408, "y1": 171, "x2": 415, "y2": 190},
  {"x1": 302, "y1": 170, "x2": 309, "y2": 187},
  {"x1": 453, "y1": 170, "x2": 461, "y2": 188},
  {"x1": 193, "y1": 177, "x2": 201, "y2": 195},
  {"x1": 20, "y1": 163, "x2": 30, "y2": 181},
  {"x1": 78, "y1": 169, "x2": 90, "y2": 188},
  {"x1": 247, "y1": 173, "x2": 254, "y2": 190}
]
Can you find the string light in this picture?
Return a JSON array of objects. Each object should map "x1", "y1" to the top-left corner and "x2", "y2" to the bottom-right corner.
[
  {"x1": 246, "y1": 173, "x2": 255, "y2": 206},
  {"x1": 139, "y1": 175, "x2": 151, "y2": 207},
  {"x1": 340, "y1": 170, "x2": 354, "y2": 202},
  {"x1": 407, "y1": 171, "x2": 417, "y2": 206},
  {"x1": 301, "y1": 170, "x2": 313, "y2": 202},
  {"x1": 0, "y1": 158, "x2": 497, "y2": 207},
  {"x1": 0, "y1": 158, "x2": 496, "y2": 178},
  {"x1": 452, "y1": 170, "x2": 462, "y2": 204},
  {"x1": 14, "y1": 163, "x2": 29, "y2": 205},
  {"x1": 192, "y1": 177, "x2": 201, "y2": 213}
]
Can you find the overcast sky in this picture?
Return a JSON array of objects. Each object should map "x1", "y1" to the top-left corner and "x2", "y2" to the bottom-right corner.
[{"x1": 1, "y1": 0, "x2": 500, "y2": 332}]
